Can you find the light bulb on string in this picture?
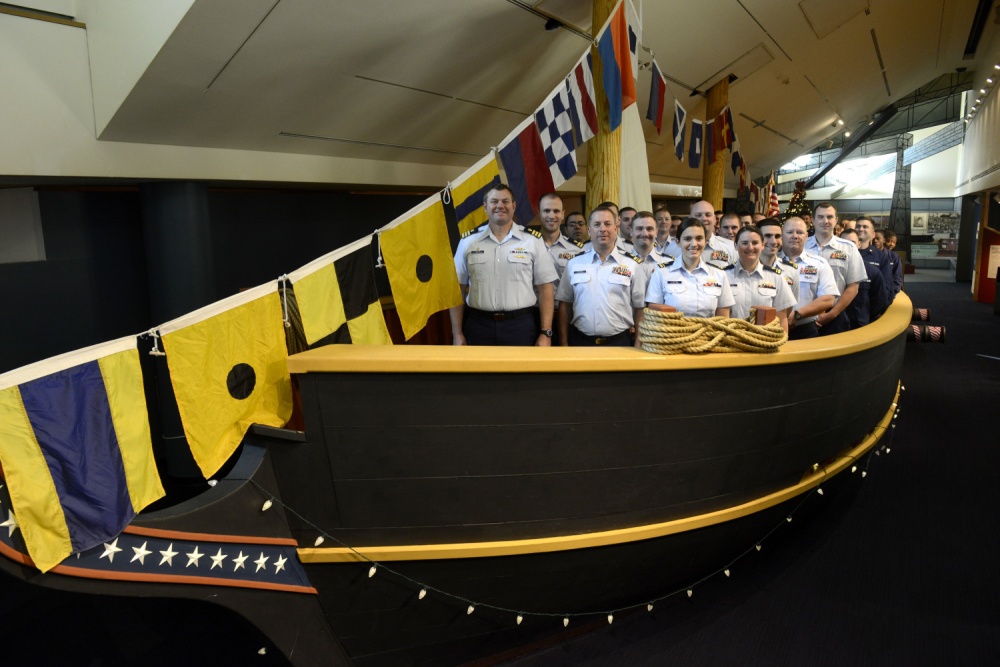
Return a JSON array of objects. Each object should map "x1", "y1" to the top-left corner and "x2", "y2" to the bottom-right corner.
[
  {"x1": 862, "y1": 471, "x2": 867, "y2": 478},
  {"x1": 207, "y1": 479, "x2": 218, "y2": 487},
  {"x1": 607, "y1": 614, "x2": 614, "y2": 624},
  {"x1": 563, "y1": 617, "x2": 569, "y2": 627},
  {"x1": 467, "y1": 605, "x2": 475, "y2": 615},
  {"x1": 687, "y1": 589, "x2": 693, "y2": 598},
  {"x1": 261, "y1": 499, "x2": 272, "y2": 512},
  {"x1": 817, "y1": 488, "x2": 824, "y2": 496},
  {"x1": 755, "y1": 544, "x2": 761, "y2": 552},
  {"x1": 647, "y1": 604, "x2": 654, "y2": 612},
  {"x1": 786, "y1": 516, "x2": 792, "y2": 523},
  {"x1": 724, "y1": 569, "x2": 731, "y2": 577},
  {"x1": 314, "y1": 536, "x2": 324, "y2": 546},
  {"x1": 368, "y1": 565, "x2": 377, "y2": 578},
  {"x1": 419, "y1": 589, "x2": 427, "y2": 600},
  {"x1": 516, "y1": 615, "x2": 523, "y2": 625}
]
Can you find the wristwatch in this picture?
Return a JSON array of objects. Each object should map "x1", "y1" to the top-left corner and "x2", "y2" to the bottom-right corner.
[
  {"x1": 540, "y1": 329, "x2": 553, "y2": 338},
  {"x1": 793, "y1": 310, "x2": 802, "y2": 321}
]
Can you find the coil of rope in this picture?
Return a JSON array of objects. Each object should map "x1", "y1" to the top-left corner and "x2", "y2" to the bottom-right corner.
[{"x1": 638, "y1": 307, "x2": 787, "y2": 354}]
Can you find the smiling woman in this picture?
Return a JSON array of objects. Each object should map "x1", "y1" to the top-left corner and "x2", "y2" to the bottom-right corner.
[
  {"x1": 645, "y1": 217, "x2": 734, "y2": 318},
  {"x1": 727, "y1": 225, "x2": 796, "y2": 331}
]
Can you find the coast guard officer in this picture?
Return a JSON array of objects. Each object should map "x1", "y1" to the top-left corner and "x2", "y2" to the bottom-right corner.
[
  {"x1": 725, "y1": 226, "x2": 797, "y2": 333},
  {"x1": 556, "y1": 206, "x2": 647, "y2": 346},
  {"x1": 805, "y1": 202, "x2": 866, "y2": 335},
  {"x1": 690, "y1": 200, "x2": 736, "y2": 270},
  {"x1": 646, "y1": 217, "x2": 735, "y2": 318},
  {"x1": 537, "y1": 192, "x2": 585, "y2": 280},
  {"x1": 781, "y1": 216, "x2": 839, "y2": 340},
  {"x1": 450, "y1": 184, "x2": 558, "y2": 346},
  {"x1": 759, "y1": 217, "x2": 800, "y2": 310}
]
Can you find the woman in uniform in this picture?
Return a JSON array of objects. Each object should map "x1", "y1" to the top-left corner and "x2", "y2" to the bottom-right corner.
[
  {"x1": 645, "y1": 217, "x2": 734, "y2": 317},
  {"x1": 725, "y1": 225, "x2": 796, "y2": 332}
]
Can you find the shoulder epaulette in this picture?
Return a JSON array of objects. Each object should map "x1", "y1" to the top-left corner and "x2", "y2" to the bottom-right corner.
[
  {"x1": 624, "y1": 250, "x2": 642, "y2": 263},
  {"x1": 524, "y1": 226, "x2": 543, "y2": 238},
  {"x1": 656, "y1": 258, "x2": 675, "y2": 268},
  {"x1": 780, "y1": 257, "x2": 798, "y2": 270},
  {"x1": 721, "y1": 263, "x2": 736, "y2": 271},
  {"x1": 763, "y1": 263, "x2": 782, "y2": 275},
  {"x1": 570, "y1": 238, "x2": 585, "y2": 248},
  {"x1": 461, "y1": 223, "x2": 487, "y2": 239}
]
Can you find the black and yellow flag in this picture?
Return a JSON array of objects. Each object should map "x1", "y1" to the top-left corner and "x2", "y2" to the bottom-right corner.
[
  {"x1": 288, "y1": 237, "x2": 392, "y2": 346},
  {"x1": 160, "y1": 282, "x2": 292, "y2": 478},
  {"x1": 380, "y1": 197, "x2": 463, "y2": 340}
]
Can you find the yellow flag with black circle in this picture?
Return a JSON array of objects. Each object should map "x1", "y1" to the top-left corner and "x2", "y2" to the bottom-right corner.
[
  {"x1": 159, "y1": 281, "x2": 292, "y2": 478},
  {"x1": 380, "y1": 197, "x2": 463, "y2": 340}
]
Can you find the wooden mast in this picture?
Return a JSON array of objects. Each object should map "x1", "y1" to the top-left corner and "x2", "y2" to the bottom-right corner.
[
  {"x1": 701, "y1": 78, "x2": 729, "y2": 209},
  {"x1": 586, "y1": 0, "x2": 620, "y2": 209}
]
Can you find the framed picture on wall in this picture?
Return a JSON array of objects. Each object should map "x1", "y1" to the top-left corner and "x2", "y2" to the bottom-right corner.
[{"x1": 911, "y1": 213, "x2": 928, "y2": 234}]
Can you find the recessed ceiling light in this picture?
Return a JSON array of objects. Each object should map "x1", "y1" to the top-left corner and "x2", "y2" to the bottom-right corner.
[
  {"x1": 844, "y1": 130, "x2": 851, "y2": 137},
  {"x1": 837, "y1": 119, "x2": 844, "y2": 126},
  {"x1": 980, "y1": 88, "x2": 986, "y2": 94},
  {"x1": 987, "y1": 78, "x2": 994, "y2": 84}
]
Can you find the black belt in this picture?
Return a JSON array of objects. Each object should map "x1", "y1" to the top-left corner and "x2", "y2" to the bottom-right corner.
[
  {"x1": 571, "y1": 327, "x2": 631, "y2": 345},
  {"x1": 466, "y1": 306, "x2": 536, "y2": 321}
]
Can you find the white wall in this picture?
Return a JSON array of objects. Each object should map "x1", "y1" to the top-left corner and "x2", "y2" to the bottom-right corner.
[
  {"x1": 7, "y1": 1, "x2": 76, "y2": 17},
  {"x1": 75, "y1": 0, "x2": 195, "y2": 136},
  {"x1": 0, "y1": 11, "x2": 459, "y2": 188}
]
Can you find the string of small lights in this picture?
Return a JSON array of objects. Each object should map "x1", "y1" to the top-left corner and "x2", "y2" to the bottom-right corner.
[
  {"x1": 966, "y1": 63, "x2": 999, "y2": 123},
  {"x1": 244, "y1": 392, "x2": 902, "y2": 628}
]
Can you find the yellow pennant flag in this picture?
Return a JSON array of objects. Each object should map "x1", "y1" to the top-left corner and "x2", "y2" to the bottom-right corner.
[
  {"x1": 450, "y1": 152, "x2": 501, "y2": 236},
  {"x1": 160, "y1": 282, "x2": 292, "y2": 478},
  {"x1": 288, "y1": 237, "x2": 391, "y2": 346},
  {"x1": 380, "y1": 197, "x2": 463, "y2": 340}
]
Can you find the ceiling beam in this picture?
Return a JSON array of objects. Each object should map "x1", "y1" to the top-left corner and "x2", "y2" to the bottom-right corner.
[{"x1": 803, "y1": 105, "x2": 897, "y2": 190}]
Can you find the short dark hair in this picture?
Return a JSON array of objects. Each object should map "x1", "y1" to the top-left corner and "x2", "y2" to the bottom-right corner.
[
  {"x1": 676, "y1": 216, "x2": 706, "y2": 238},
  {"x1": 882, "y1": 229, "x2": 897, "y2": 241},
  {"x1": 598, "y1": 200, "x2": 618, "y2": 210},
  {"x1": 720, "y1": 212, "x2": 741, "y2": 223},
  {"x1": 484, "y1": 183, "x2": 515, "y2": 204},
  {"x1": 840, "y1": 229, "x2": 859, "y2": 239},
  {"x1": 566, "y1": 211, "x2": 585, "y2": 222},
  {"x1": 814, "y1": 201, "x2": 836, "y2": 214},
  {"x1": 735, "y1": 225, "x2": 762, "y2": 244},
  {"x1": 758, "y1": 217, "x2": 782, "y2": 232},
  {"x1": 856, "y1": 215, "x2": 875, "y2": 226},
  {"x1": 619, "y1": 206, "x2": 637, "y2": 216},
  {"x1": 538, "y1": 192, "x2": 562, "y2": 210},
  {"x1": 632, "y1": 210, "x2": 656, "y2": 227},
  {"x1": 589, "y1": 205, "x2": 618, "y2": 222}
]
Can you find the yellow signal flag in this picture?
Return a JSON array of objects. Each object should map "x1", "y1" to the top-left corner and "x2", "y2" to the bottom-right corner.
[
  {"x1": 450, "y1": 152, "x2": 501, "y2": 236},
  {"x1": 380, "y1": 197, "x2": 463, "y2": 340},
  {"x1": 289, "y1": 237, "x2": 391, "y2": 346},
  {"x1": 160, "y1": 282, "x2": 292, "y2": 478}
]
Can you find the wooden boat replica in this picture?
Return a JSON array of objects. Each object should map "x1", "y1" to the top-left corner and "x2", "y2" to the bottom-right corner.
[{"x1": 0, "y1": 292, "x2": 911, "y2": 666}]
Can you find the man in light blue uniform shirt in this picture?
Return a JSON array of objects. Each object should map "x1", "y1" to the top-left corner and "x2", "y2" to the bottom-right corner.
[
  {"x1": 556, "y1": 206, "x2": 646, "y2": 346},
  {"x1": 805, "y1": 202, "x2": 866, "y2": 335},
  {"x1": 451, "y1": 184, "x2": 558, "y2": 346},
  {"x1": 782, "y1": 216, "x2": 839, "y2": 340}
]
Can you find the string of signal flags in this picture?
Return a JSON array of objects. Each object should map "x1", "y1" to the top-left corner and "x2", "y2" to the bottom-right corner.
[{"x1": 0, "y1": 0, "x2": 770, "y2": 576}]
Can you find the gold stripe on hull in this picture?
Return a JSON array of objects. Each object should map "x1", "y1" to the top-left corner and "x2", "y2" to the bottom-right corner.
[{"x1": 298, "y1": 384, "x2": 898, "y2": 564}]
